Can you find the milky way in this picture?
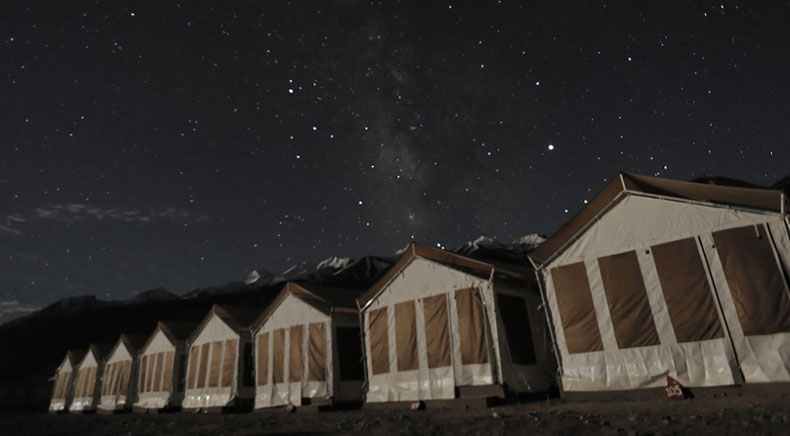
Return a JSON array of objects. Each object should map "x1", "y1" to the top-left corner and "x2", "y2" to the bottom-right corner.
[{"x1": 1, "y1": 1, "x2": 789, "y2": 316}]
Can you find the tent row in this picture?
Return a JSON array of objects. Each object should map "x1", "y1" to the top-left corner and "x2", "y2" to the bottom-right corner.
[
  {"x1": 49, "y1": 245, "x2": 555, "y2": 413},
  {"x1": 48, "y1": 173, "x2": 790, "y2": 412}
]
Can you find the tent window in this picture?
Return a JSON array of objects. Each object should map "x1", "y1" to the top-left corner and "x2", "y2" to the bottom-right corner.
[
  {"x1": 307, "y1": 323, "x2": 327, "y2": 382},
  {"x1": 53, "y1": 372, "x2": 63, "y2": 399},
  {"x1": 208, "y1": 341, "x2": 223, "y2": 388},
  {"x1": 110, "y1": 363, "x2": 120, "y2": 395},
  {"x1": 197, "y1": 343, "x2": 210, "y2": 388},
  {"x1": 289, "y1": 326, "x2": 304, "y2": 382},
  {"x1": 272, "y1": 329, "x2": 286, "y2": 384},
  {"x1": 551, "y1": 262, "x2": 604, "y2": 354},
  {"x1": 109, "y1": 363, "x2": 118, "y2": 395},
  {"x1": 186, "y1": 347, "x2": 199, "y2": 390},
  {"x1": 87, "y1": 366, "x2": 97, "y2": 398},
  {"x1": 496, "y1": 293, "x2": 537, "y2": 365},
  {"x1": 153, "y1": 352, "x2": 165, "y2": 391},
  {"x1": 256, "y1": 332, "x2": 269, "y2": 386},
  {"x1": 120, "y1": 361, "x2": 130, "y2": 396},
  {"x1": 115, "y1": 363, "x2": 123, "y2": 395},
  {"x1": 395, "y1": 300, "x2": 419, "y2": 371},
  {"x1": 78, "y1": 368, "x2": 88, "y2": 398},
  {"x1": 422, "y1": 294, "x2": 452, "y2": 368},
  {"x1": 368, "y1": 307, "x2": 390, "y2": 375},
  {"x1": 598, "y1": 251, "x2": 661, "y2": 349},
  {"x1": 146, "y1": 354, "x2": 156, "y2": 392},
  {"x1": 652, "y1": 237, "x2": 725, "y2": 342},
  {"x1": 455, "y1": 288, "x2": 490, "y2": 365},
  {"x1": 162, "y1": 352, "x2": 174, "y2": 392},
  {"x1": 223, "y1": 339, "x2": 238, "y2": 387},
  {"x1": 713, "y1": 224, "x2": 790, "y2": 335},
  {"x1": 336, "y1": 326, "x2": 364, "y2": 381}
]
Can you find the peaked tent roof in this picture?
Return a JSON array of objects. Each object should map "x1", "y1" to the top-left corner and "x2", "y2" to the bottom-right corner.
[
  {"x1": 85, "y1": 342, "x2": 114, "y2": 364},
  {"x1": 140, "y1": 320, "x2": 200, "y2": 354},
  {"x1": 188, "y1": 304, "x2": 261, "y2": 344},
  {"x1": 116, "y1": 333, "x2": 149, "y2": 356},
  {"x1": 529, "y1": 172, "x2": 787, "y2": 266},
  {"x1": 63, "y1": 349, "x2": 87, "y2": 369},
  {"x1": 252, "y1": 282, "x2": 363, "y2": 331},
  {"x1": 358, "y1": 242, "x2": 533, "y2": 309}
]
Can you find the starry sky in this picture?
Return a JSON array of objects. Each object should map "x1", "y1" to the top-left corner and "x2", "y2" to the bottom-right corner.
[{"x1": 2, "y1": 1, "x2": 789, "y2": 319}]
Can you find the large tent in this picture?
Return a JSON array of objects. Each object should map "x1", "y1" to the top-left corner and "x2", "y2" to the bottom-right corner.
[
  {"x1": 357, "y1": 242, "x2": 555, "y2": 403},
  {"x1": 182, "y1": 304, "x2": 260, "y2": 411},
  {"x1": 69, "y1": 343, "x2": 113, "y2": 413},
  {"x1": 97, "y1": 334, "x2": 147, "y2": 413},
  {"x1": 48, "y1": 349, "x2": 86, "y2": 413},
  {"x1": 529, "y1": 172, "x2": 790, "y2": 393},
  {"x1": 252, "y1": 282, "x2": 365, "y2": 410},
  {"x1": 134, "y1": 321, "x2": 198, "y2": 412}
]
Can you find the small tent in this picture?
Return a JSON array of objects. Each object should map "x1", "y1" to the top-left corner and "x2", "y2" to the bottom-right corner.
[
  {"x1": 97, "y1": 334, "x2": 147, "y2": 413},
  {"x1": 357, "y1": 242, "x2": 554, "y2": 404},
  {"x1": 48, "y1": 349, "x2": 86, "y2": 413},
  {"x1": 182, "y1": 304, "x2": 260, "y2": 411},
  {"x1": 69, "y1": 342, "x2": 113, "y2": 413},
  {"x1": 529, "y1": 173, "x2": 790, "y2": 394},
  {"x1": 134, "y1": 321, "x2": 197, "y2": 412},
  {"x1": 252, "y1": 282, "x2": 365, "y2": 410}
]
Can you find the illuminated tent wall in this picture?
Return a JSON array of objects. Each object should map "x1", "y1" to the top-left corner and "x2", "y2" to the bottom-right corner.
[
  {"x1": 69, "y1": 343, "x2": 112, "y2": 413},
  {"x1": 48, "y1": 349, "x2": 86, "y2": 413},
  {"x1": 182, "y1": 305, "x2": 260, "y2": 411},
  {"x1": 529, "y1": 173, "x2": 790, "y2": 393},
  {"x1": 358, "y1": 242, "x2": 554, "y2": 403},
  {"x1": 252, "y1": 282, "x2": 365, "y2": 410},
  {"x1": 97, "y1": 334, "x2": 147, "y2": 413},
  {"x1": 134, "y1": 321, "x2": 197, "y2": 412}
]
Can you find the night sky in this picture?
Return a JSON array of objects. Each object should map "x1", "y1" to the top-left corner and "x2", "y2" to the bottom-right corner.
[{"x1": 2, "y1": 1, "x2": 789, "y2": 320}]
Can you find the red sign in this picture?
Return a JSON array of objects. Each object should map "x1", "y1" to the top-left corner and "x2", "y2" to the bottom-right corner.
[{"x1": 664, "y1": 375, "x2": 685, "y2": 399}]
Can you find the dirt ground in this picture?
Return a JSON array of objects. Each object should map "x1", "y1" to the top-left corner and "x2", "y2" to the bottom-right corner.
[{"x1": 2, "y1": 394, "x2": 789, "y2": 436}]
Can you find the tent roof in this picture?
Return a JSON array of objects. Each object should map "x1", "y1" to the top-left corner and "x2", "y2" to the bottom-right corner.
[
  {"x1": 159, "y1": 320, "x2": 199, "y2": 342},
  {"x1": 188, "y1": 304, "x2": 261, "y2": 344},
  {"x1": 529, "y1": 172, "x2": 786, "y2": 266},
  {"x1": 140, "y1": 320, "x2": 199, "y2": 355},
  {"x1": 65, "y1": 349, "x2": 86, "y2": 367},
  {"x1": 252, "y1": 282, "x2": 362, "y2": 330},
  {"x1": 358, "y1": 242, "x2": 533, "y2": 309},
  {"x1": 117, "y1": 333, "x2": 148, "y2": 355},
  {"x1": 86, "y1": 342, "x2": 114, "y2": 363}
]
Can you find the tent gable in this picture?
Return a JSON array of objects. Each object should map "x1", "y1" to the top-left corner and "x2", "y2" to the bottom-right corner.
[
  {"x1": 58, "y1": 355, "x2": 74, "y2": 373},
  {"x1": 142, "y1": 328, "x2": 176, "y2": 356},
  {"x1": 258, "y1": 293, "x2": 328, "y2": 332},
  {"x1": 80, "y1": 350, "x2": 99, "y2": 368},
  {"x1": 191, "y1": 312, "x2": 238, "y2": 346},
  {"x1": 106, "y1": 340, "x2": 133, "y2": 364},
  {"x1": 370, "y1": 256, "x2": 490, "y2": 308},
  {"x1": 547, "y1": 193, "x2": 776, "y2": 268}
]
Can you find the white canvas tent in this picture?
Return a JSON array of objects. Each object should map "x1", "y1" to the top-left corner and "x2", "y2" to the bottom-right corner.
[
  {"x1": 357, "y1": 242, "x2": 554, "y2": 403},
  {"x1": 529, "y1": 172, "x2": 790, "y2": 393},
  {"x1": 69, "y1": 343, "x2": 112, "y2": 413},
  {"x1": 97, "y1": 334, "x2": 147, "y2": 413},
  {"x1": 133, "y1": 321, "x2": 197, "y2": 412},
  {"x1": 182, "y1": 304, "x2": 260, "y2": 411},
  {"x1": 48, "y1": 349, "x2": 85, "y2": 413},
  {"x1": 252, "y1": 282, "x2": 365, "y2": 410}
]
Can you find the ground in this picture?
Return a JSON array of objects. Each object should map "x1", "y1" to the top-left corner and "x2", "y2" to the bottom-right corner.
[{"x1": 2, "y1": 394, "x2": 789, "y2": 436}]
